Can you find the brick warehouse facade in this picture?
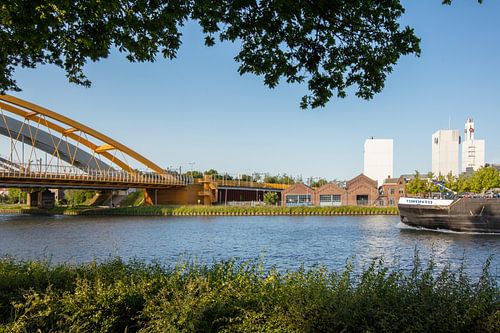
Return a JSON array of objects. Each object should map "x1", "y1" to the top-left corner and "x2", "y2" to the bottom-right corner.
[
  {"x1": 314, "y1": 182, "x2": 348, "y2": 206},
  {"x1": 281, "y1": 183, "x2": 315, "y2": 206},
  {"x1": 282, "y1": 174, "x2": 380, "y2": 207},
  {"x1": 346, "y1": 174, "x2": 379, "y2": 206},
  {"x1": 379, "y1": 176, "x2": 407, "y2": 206}
]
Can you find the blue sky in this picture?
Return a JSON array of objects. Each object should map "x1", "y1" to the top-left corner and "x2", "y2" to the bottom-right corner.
[{"x1": 7, "y1": 0, "x2": 500, "y2": 180}]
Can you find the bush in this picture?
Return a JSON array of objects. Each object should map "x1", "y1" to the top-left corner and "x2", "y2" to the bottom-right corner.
[
  {"x1": 0, "y1": 256, "x2": 497, "y2": 332},
  {"x1": 263, "y1": 191, "x2": 279, "y2": 205}
]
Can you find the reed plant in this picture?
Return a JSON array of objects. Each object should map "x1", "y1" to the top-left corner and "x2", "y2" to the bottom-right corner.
[
  {"x1": 0, "y1": 255, "x2": 497, "y2": 332},
  {"x1": 79, "y1": 205, "x2": 398, "y2": 216}
]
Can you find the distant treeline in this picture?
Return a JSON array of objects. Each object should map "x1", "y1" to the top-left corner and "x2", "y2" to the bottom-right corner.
[
  {"x1": 183, "y1": 169, "x2": 334, "y2": 187},
  {"x1": 407, "y1": 166, "x2": 500, "y2": 195}
]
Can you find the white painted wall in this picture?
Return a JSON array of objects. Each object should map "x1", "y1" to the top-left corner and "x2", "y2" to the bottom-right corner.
[
  {"x1": 363, "y1": 139, "x2": 393, "y2": 187},
  {"x1": 461, "y1": 118, "x2": 485, "y2": 172},
  {"x1": 431, "y1": 130, "x2": 459, "y2": 176}
]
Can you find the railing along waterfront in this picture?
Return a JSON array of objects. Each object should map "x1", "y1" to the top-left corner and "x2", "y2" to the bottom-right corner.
[{"x1": 0, "y1": 164, "x2": 192, "y2": 186}]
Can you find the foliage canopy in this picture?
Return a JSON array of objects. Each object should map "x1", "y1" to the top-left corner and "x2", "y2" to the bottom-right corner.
[
  {"x1": 0, "y1": 0, "x2": 423, "y2": 108},
  {"x1": 263, "y1": 191, "x2": 279, "y2": 205},
  {"x1": 64, "y1": 189, "x2": 96, "y2": 206},
  {"x1": 5, "y1": 188, "x2": 26, "y2": 204},
  {"x1": 406, "y1": 167, "x2": 500, "y2": 196}
]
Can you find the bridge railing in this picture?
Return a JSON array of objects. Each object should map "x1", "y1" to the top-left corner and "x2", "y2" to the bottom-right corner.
[
  {"x1": 216, "y1": 180, "x2": 289, "y2": 190},
  {"x1": 196, "y1": 176, "x2": 290, "y2": 190},
  {"x1": 0, "y1": 163, "x2": 192, "y2": 186}
]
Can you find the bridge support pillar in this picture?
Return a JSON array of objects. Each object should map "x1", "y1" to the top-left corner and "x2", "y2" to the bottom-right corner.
[
  {"x1": 144, "y1": 184, "x2": 205, "y2": 205},
  {"x1": 27, "y1": 190, "x2": 55, "y2": 209},
  {"x1": 27, "y1": 191, "x2": 39, "y2": 207}
]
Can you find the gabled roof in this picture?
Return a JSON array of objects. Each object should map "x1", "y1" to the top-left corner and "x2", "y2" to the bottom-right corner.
[
  {"x1": 282, "y1": 182, "x2": 313, "y2": 195},
  {"x1": 346, "y1": 173, "x2": 377, "y2": 189},
  {"x1": 315, "y1": 182, "x2": 347, "y2": 194}
]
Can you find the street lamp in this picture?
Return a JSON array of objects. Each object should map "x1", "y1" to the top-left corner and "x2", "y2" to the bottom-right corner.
[{"x1": 188, "y1": 162, "x2": 195, "y2": 174}]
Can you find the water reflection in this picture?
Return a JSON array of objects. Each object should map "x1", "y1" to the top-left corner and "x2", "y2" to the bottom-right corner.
[{"x1": 0, "y1": 214, "x2": 498, "y2": 280}]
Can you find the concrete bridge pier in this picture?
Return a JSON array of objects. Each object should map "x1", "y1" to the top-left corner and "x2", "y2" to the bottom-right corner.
[
  {"x1": 144, "y1": 184, "x2": 207, "y2": 205},
  {"x1": 27, "y1": 190, "x2": 55, "y2": 209}
]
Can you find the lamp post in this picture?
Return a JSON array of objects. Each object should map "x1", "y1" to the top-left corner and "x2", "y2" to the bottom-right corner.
[{"x1": 188, "y1": 162, "x2": 195, "y2": 174}]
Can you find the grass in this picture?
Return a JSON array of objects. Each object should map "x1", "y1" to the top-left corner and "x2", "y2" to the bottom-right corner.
[
  {"x1": 0, "y1": 204, "x2": 28, "y2": 210},
  {"x1": 80, "y1": 205, "x2": 399, "y2": 216},
  {"x1": 0, "y1": 202, "x2": 398, "y2": 216},
  {"x1": 0, "y1": 255, "x2": 497, "y2": 332},
  {"x1": 119, "y1": 190, "x2": 145, "y2": 207}
]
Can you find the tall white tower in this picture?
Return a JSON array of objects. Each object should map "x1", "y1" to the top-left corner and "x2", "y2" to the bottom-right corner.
[
  {"x1": 432, "y1": 130, "x2": 460, "y2": 177},
  {"x1": 461, "y1": 118, "x2": 485, "y2": 172},
  {"x1": 363, "y1": 138, "x2": 393, "y2": 187}
]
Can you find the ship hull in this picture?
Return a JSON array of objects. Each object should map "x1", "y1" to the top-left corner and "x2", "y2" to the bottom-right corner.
[{"x1": 398, "y1": 197, "x2": 500, "y2": 233}]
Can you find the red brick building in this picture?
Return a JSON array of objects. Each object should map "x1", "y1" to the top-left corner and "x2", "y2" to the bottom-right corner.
[
  {"x1": 282, "y1": 174, "x2": 380, "y2": 207},
  {"x1": 345, "y1": 174, "x2": 379, "y2": 206},
  {"x1": 314, "y1": 182, "x2": 348, "y2": 206},
  {"x1": 379, "y1": 176, "x2": 407, "y2": 206},
  {"x1": 281, "y1": 183, "x2": 314, "y2": 206}
]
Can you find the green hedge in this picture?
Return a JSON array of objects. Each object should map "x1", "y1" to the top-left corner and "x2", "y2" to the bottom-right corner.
[
  {"x1": 0, "y1": 256, "x2": 497, "y2": 332},
  {"x1": 79, "y1": 205, "x2": 399, "y2": 216}
]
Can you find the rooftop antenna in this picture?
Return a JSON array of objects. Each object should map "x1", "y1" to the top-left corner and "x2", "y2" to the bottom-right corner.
[{"x1": 448, "y1": 115, "x2": 451, "y2": 130}]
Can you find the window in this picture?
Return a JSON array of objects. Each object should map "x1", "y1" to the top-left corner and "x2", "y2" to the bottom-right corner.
[
  {"x1": 388, "y1": 198, "x2": 395, "y2": 206},
  {"x1": 319, "y1": 194, "x2": 341, "y2": 206},
  {"x1": 389, "y1": 188, "x2": 395, "y2": 195},
  {"x1": 286, "y1": 194, "x2": 310, "y2": 206},
  {"x1": 356, "y1": 195, "x2": 369, "y2": 205},
  {"x1": 319, "y1": 195, "x2": 341, "y2": 202},
  {"x1": 320, "y1": 195, "x2": 332, "y2": 202},
  {"x1": 298, "y1": 195, "x2": 311, "y2": 203}
]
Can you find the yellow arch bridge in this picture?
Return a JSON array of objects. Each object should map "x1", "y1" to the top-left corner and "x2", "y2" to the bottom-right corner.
[{"x1": 0, "y1": 95, "x2": 289, "y2": 206}]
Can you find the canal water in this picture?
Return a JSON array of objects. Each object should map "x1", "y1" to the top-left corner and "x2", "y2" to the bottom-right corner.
[{"x1": 0, "y1": 214, "x2": 498, "y2": 280}]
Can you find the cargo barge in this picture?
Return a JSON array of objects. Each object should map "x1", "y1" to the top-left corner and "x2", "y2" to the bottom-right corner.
[{"x1": 398, "y1": 197, "x2": 500, "y2": 233}]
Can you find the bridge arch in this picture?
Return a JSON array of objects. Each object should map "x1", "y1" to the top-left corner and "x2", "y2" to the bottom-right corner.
[{"x1": 0, "y1": 94, "x2": 167, "y2": 176}]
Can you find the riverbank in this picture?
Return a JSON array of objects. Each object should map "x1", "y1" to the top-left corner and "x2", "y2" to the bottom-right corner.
[
  {"x1": 1, "y1": 205, "x2": 398, "y2": 216},
  {"x1": 0, "y1": 256, "x2": 497, "y2": 332},
  {"x1": 0, "y1": 207, "x2": 80, "y2": 215}
]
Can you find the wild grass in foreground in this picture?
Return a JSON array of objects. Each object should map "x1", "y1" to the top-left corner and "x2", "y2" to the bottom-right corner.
[{"x1": 0, "y1": 255, "x2": 498, "y2": 332}]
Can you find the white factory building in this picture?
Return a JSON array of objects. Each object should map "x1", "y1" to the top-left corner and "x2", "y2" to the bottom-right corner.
[
  {"x1": 432, "y1": 129, "x2": 460, "y2": 176},
  {"x1": 461, "y1": 118, "x2": 485, "y2": 173},
  {"x1": 363, "y1": 138, "x2": 393, "y2": 187}
]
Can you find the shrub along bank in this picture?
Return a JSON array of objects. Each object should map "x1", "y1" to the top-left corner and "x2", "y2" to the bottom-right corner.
[
  {"x1": 80, "y1": 205, "x2": 398, "y2": 216},
  {"x1": 0, "y1": 256, "x2": 497, "y2": 332}
]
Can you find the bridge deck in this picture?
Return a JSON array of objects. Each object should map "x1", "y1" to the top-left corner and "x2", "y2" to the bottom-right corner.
[{"x1": 0, "y1": 166, "x2": 190, "y2": 189}]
